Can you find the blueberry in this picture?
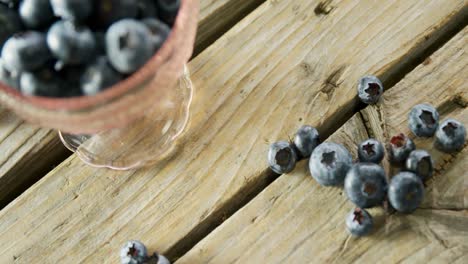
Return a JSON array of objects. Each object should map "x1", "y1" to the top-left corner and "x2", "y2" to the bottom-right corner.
[
  {"x1": 268, "y1": 141, "x2": 297, "y2": 174},
  {"x1": 142, "y1": 18, "x2": 171, "y2": 52},
  {"x1": 57, "y1": 65, "x2": 84, "y2": 97},
  {"x1": 91, "y1": 0, "x2": 138, "y2": 29},
  {"x1": 408, "y1": 103, "x2": 439, "y2": 137},
  {"x1": 0, "y1": 58, "x2": 20, "y2": 89},
  {"x1": 1, "y1": 32, "x2": 51, "y2": 72},
  {"x1": 405, "y1": 150, "x2": 433, "y2": 181},
  {"x1": 388, "y1": 171, "x2": 424, "y2": 213},
  {"x1": 20, "y1": 69, "x2": 64, "y2": 97},
  {"x1": 81, "y1": 56, "x2": 122, "y2": 96},
  {"x1": 120, "y1": 240, "x2": 148, "y2": 264},
  {"x1": 345, "y1": 208, "x2": 373, "y2": 237},
  {"x1": 138, "y1": 0, "x2": 158, "y2": 18},
  {"x1": 51, "y1": 0, "x2": 93, "y2": 21},
  {"x1": 47, "y1": 20, "x2": 96, "y2": 66},
  {"x1": 345, "y1": 163, "x2": 387, "y2": 208},
  {"x1": 309, "y1": 142, "x2": 352, "y2": 186},
  {"x1": 147, "y1": 253, "x2": 171, "y2": 264},
  {"x1": 293, "y1": 125, "x2": 320, "y2": 158},
  {"x1": 387, "y1": 133, "x2": 415, "y2": 165},
  {"x1": 19, "y1": 0, "x2": 55, "y2": 29},
  {"x1": 434, "y1": 119, "x2": 466, "y2": 153},
  {"x1": 106, "y1": 19, "x2": 154, "y2": 74},
  {"x1": 357, "y1": 75, "x2": 383, "y2": 105},
  {"x1": 157, "y1": 0, "x2": 180, "y2": 25},
  {"x1": 357, "y1": 138, "x2": 384, "y2": 163},
  {"x1": 0, "y1": 4, "x2": 23, "y2": 49}
]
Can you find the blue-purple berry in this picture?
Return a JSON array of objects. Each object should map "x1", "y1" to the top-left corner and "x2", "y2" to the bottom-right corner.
[
  {"x1": 357, "y1": 75, "x2": 383, "y2": 105},
  {"x1": 357, "y1": 138, "x2": 384, "y2": 163},
  {"x1": 19, "y1": 0, "x2": 54, "y2": 29},
  {"x1": 388, "y1": 133, "x2": 415, "y2": 165},
  {"x1": 293, "y1": 125, "x2": 319, "y2": 158},
  {"x1": 80, "y1": 56, "x2": 122, "y2": 96},
  {"x1": 268, "y1": 141, "x2": 297, "y2": 174},
  {"x1": 51, "y1": 0, "x2": 93, "y2": 22},
  {"x1": 20, "y1": 69, "x2": 64, "y2": 97},
  {"x1": 0, "y1": 4, "x2": 23, "y2": 50},
  {"x1": 0, "y1": 59, "x2": 20, "y2": 89},
  {"x1": 409, "y1": 103, "x2": 439, "y2": 137},
  {"x1": 120, "y1": 240, "x2": 148, "y2": 264},
  {"x1": 157, "y1": 0, "x2": 180, "y2": 25},
  {"x1": 434, "y1": 119, "x2": 466, "y2": 153},
  {"x1": 92, "y1": 0, "x2": 139, "y2": 29},
  {"x1": 345, "y1": 208, "x2": 373, "y2": 237},
  {"x1": 138, "y1": 0, "x2": 158, "y2": 18},
  {"x1": 345, "y1": 163, "x2": 387, "y2": 208},
  {"x1": 388, "y1": 171, "x2": 424, "y2": 213},
  {"x1": 309, "y1": 142, "x2": 352, "y2": 186},
  {"x1": 405, "y1": 150, "x2": 433, "y2": 181},
  {"x1": 142, "y1": 18, "x2": 170, "y2": 52}
]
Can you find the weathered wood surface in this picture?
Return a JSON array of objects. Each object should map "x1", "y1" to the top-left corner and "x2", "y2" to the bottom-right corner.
[
  {"x1": 0, "y1": 0, "x2": 257, "y2": 209},
  {"x1": 177, "y1": 28, "x2": 468, "y2": 263},
  {"x1": 0, "y1": 0, "x2": 466, "y2": 263}
]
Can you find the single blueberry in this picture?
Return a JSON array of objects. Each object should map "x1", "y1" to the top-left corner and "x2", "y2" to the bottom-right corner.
[
  {"x1": 405, "y1": 150, "x2": 433, "y2": 181},
  {"x1": 357, "y1": 138, "x2": 384, "y2": 163},
  {"x1": 1, "y1": 31, "x2": 51, "y2": 72},
  {"x1": 357, "y1": 75, "x2": 383, "y2": 105},
  {"x1": 19, "y1": 0, "x2": 55, "y2": 29},
  {"x1": 388, "y1": 171, "x2": 424, "y2": 213},
  {"x1": 138, "y1": 0, "x2": 158, "y2": 18},
  {"x1": 268, "y1": 141, "x2": 297, "y2": 174},
  {"x1": 434, "y1": 119, "x2": 466, "y2": 153},
  {"x1": 51, "y1": 0, "x2": 93, "y2": 22},
  {"x1": 293, "y1": 125, "x2": 320, "y2": 158},
  {"x1": 142, "y1": 18, "x2": 171, "y2": 52},
  {"x1": 47, "y1": 20, "x2": 96, "y2": 66},
  {"x1": 0, "y1": 58, "x2": 20, "y2": 90},
  {"x1": 20, "y1": 69, "x2": 64, "y2": 97},
  {"x1": 345, "y1": 208, "x2": 373, "y2": 237},
  {"x1": 146, "y1": 253, "x2": 171, "y2": 264},
  {"x1": 120, "y1": 240, "x2": 148, "y2": 264},
  {"x1": 91, "y1": 0, "x2": 138, "y2": 29},
  {"x1": 387, "y1": 133, "x2": 415, "y2": 166},
  {"x1": 157, "y1": 0, "x2": 180, "y2": 25},
  {"x1": 309, "y1": 142, "x2": 352, "y2": 186},
  {"x1": 106, "y1": 19, "x2": 154, "y2": 74},
  {"x1": 409, "y1": 103, "x2": 439, "y2": 137},
  {"x1": 81, "y1": 56, "x2": 122, "y2": 96},
  {"x1": 345, "y1": 163, "x2": 387, "y2": 208},
  {"x1": 0, "y1": 4, "x2": 23, "y2": 50}
]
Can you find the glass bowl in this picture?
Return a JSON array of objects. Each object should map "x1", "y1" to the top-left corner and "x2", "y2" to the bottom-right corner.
[{"x1": 0, "y1": 0, "x2": 199, "y2": 170}]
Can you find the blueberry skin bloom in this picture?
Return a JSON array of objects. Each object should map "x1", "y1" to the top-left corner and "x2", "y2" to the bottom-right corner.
[
  {"x1": 80, "y1": 56, "x2": 122, "y2": 96},
  {"x1": 406, "y1": 150, "x2": 433, "y2": 181},
  {"x1": 268, "y1": 141, "x2": 297, "y2": 174},
  {"x1": 309, "y1": 142, "x2": 352, "y2": 186},
  {"x1": 51, "y1": 0, "x2": 93, "y2": 22},
  {"x1": 47, "y1": 21, "x2": 96, "y2": 66},
  {"x1": 142, "y1": 18, "x2": 171, "y2": 52},
  {"x1": 357, "y1": 138, "x2": 384, "y2": 163},
  {"x1": 0, "y1": 4, "x2": 23, "y2": 49},
  {"x1": 345, "y1": 163, "x2": 387, "y2": 208},
  {"x1": 357, "y1": 75, "x2": 383, "y2": 105},
  {"x1": 1, "y1": 31, "x2": 51, "y2": 73},
  {"x1": 19, "y1": 0, "x2": 54, "y2": 29},
  {"x1": 409, "y1": 103, "x2": 439, "y2": 137},
  {"x1": 434, "y1": 119, "x2": 466, "y2": 153},
  {"x1": 346, "y1": 208, "x2": 373, "y2": 237},
  {"x1": 293, "y1": 125, "x2": 320, "y2": 158},
  {"x1": 106, "y1": 19, "x2": 154, "y2": 74},
  {"x1": 388, "y1": 172, "x2": 424, "y2": 213},
  {"x1": 20, "y1": 69, "x2": 64, "y2": 97},
  {"x1": 388, "y1": 133, "x2": 416, "y2": 165},
  {"x1": 0, "y1": 59, "x2": 20, "y2": 90},
  {"x1": 120, "y1": 240, "x2": 148, "y2": 264}
]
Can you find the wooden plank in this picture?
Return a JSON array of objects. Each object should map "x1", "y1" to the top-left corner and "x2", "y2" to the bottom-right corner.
[
  {"x1": 177, "y1": 27, "x2": 468, "y2": 263},
  {"x1": 0, "y1": 0, "x2": 258, "y2": 208},
  {"x1": 0, "y1": 0, "x2": 466, "y2": 263}
]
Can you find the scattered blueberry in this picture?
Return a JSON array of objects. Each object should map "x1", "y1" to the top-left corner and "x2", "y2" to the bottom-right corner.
[
  {"x1": 157, "y1": 0, "x2": 180, "y2": 25},
  {"x1": 309, "y1": 142, "x2": 352, "y2": 186},
  {"x1": 138, "y1": 0, "x2": 158, "y2": 18},
  {"x1": 357, "y1": 75, "x2": 383, "y2": 105},
  {"x1": 345, "y1": 208, "x2": 373, "y2": 237},
  {"x1": 81, "y1": 56, "x2": 122, "y2": 96},
  {"x1": 120, "y1": 240, "x2": 148, "y2": 264},
  {"x1": 405, "y1": 150, "x2": 433, "y2": 181},
  {"x1": 434, "y1": 119, "x2": 466, "y2": 153},
  {"x1": 51, "y1": 0, "x2": 93, "y2": 22},
  {"x1": 357, "y1": 138, "x2": 384, "y2": 163},
  {"x1": 387, "y1": 133, "x2": 415, "y2": 165},
  {"x1": 147, "y1": 253, "x2": 171, "y2": 264},
  {"x1": 268, "y1": 141, "x2": 297, "y2": 174},
  {"x1": 0, "y1": 58, "x2": 20, "y2": 89},
  {"x1": 345, "y1": 163, "x2": 387, "y2": 208},
  {"x1": 293, "y1": 125, "x2": 320, "y2": 158},
  {"x1": 142, "y1": 18, "x2": 171, "y2": 52},
  {"x1": 388, "y1": 171, "x2": 424, "y2": 213},
  {"x1": 408, "y1": 103, "x2": 439, "y2": 137},
  {"x1": 47, "y1": 20, "x2": 96, "y2": 66},
  {"x1": 1, "y1": 31, "x2": 51, "y2": 72},
  {"x1": 20, "y1": 69, "x2": 64, "y2": 97},
  {"x1": 0, "y1": 4, "x2": 23, "y2": 49},
  {"x1": 19, "y1": 0, "x2": 55, "y2": 29},
  {"x1": 106, "y1": 19, "x2": 154, "y2": 74},
  {"x1": 92, "y1": 0, "x2": 138, "y2": 29}
]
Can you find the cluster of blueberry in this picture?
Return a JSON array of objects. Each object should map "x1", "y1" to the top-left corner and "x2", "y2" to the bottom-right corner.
[
  {"x1": 121, "y1": 240, "x2": 170, "y2": 264},
  {"x1": 268, "y1": 75, "x2": 466, "y2": 237},
  {"x1": 0, "y1": 0, "x2": 179, "y2": 97}
]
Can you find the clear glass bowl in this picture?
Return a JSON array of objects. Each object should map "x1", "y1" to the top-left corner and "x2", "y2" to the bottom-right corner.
[{"x1": 0, "y1": 0, "x2": 200, "y2": 170}]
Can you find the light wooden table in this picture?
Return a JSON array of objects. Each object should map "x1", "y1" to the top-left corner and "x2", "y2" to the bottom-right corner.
[{"x1": 0, "y1": 1, "x2": 466, "y2": 263}]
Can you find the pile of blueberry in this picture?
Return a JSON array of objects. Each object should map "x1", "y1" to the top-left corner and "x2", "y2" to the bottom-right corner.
[
  {"x1": 0, "y1": 0, "x2": 180, "y2": 97},
  {"x1": 121, "y1": 240, "x2": 171, "y2": 264},
  {"x1": 268, "y1": 75, "x2": 466, "y2": 237}
]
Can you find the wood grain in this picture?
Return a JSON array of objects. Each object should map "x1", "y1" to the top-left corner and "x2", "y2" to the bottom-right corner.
[
  {"x1": 177, "y1": 27, "x2": 468, "y2": 264},
  {"x1": 0, "y1": 0, "x2": 466, "y2": 263}
]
